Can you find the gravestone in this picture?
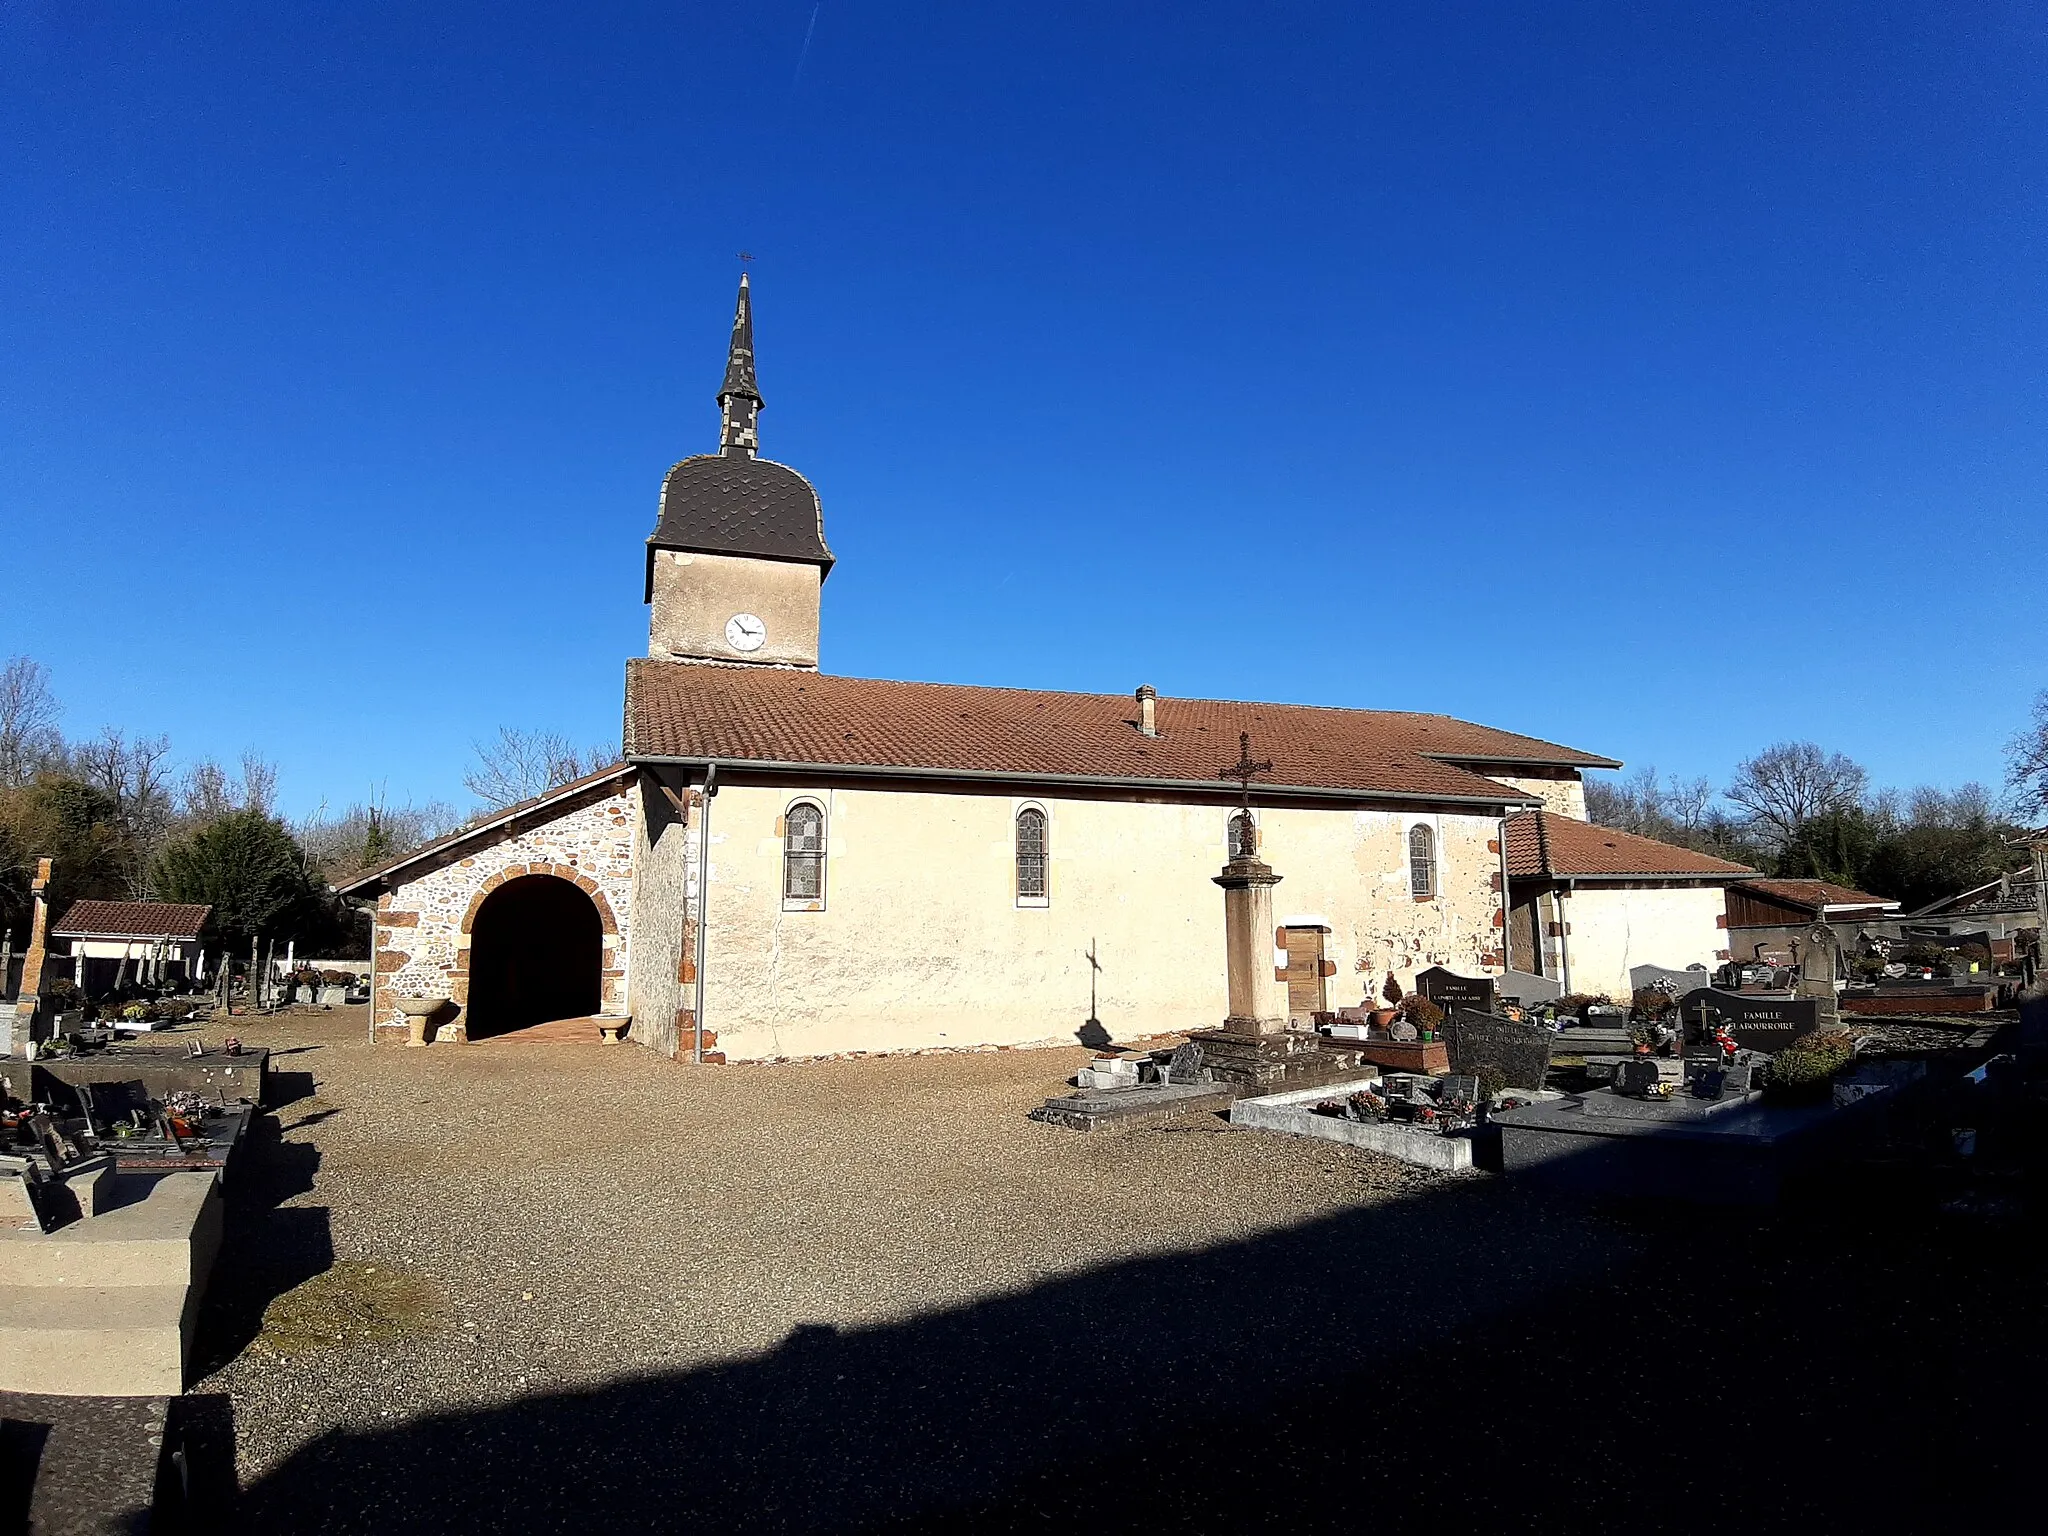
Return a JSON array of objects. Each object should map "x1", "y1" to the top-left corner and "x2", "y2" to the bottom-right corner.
[
  {"x1": 1445, "y1": 1008, "x2": 1554, "y2": 1090},
  {"x1": 1629, "y1": 963, "x2": 1714, "y2": 1001},
  {"x1": 1795, "y1": 921, "x2": 1843, "y2": 1029},
  {"x1": 1416, "y1": 967, "x2": 1496, "y2": 1011},
  {"x1": 1166, "y1": 1041, "x2": 1207, "y2": 1085},
  {"x1": 1682, "y1": 989, "x2": 1819, "y2": 1055},
  {"x1": 1497, "y1": 969, "x2": 1562, "y2": 1006},
  {"x1": 1389, "y1": 1019, "x2": 1419, "y2": 1042},
  {"x1": 1614, "y1": 1058, "x2": 1662, "y2": 1096},
  {"x1": 1435, "y1": 1073, "x2": 1481, "y2": 1104}
]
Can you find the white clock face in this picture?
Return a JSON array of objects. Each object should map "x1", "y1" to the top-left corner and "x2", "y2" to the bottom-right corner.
[{"x1": 725, "y1": 613, "x2": 766, "y2": 652}]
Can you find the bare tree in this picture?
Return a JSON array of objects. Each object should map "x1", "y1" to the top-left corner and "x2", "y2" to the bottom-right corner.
[
  {"x1": 1585, "y1": 766, "x2": 1718, "y2": 844},
  {"x1": 0, "y1": 656, "x2": 62, "y2": 788},
  {"x1": 299, "y1": 794, "x2": 461, "y2": 878},
  {"x1": 181, "y1": 751, "x2": 279, "y2": 825},
  {"x1": 1725, "y1": 741, "x2": 1869, "y2": 851},
  {"x1": 2008, "y1": 690, "x2": 2048, "y2": 822},
  {"x1": 70, "y1": 727, "x2": 179, "y2": 896},
  {"x1": 464, "y1": 728, "x2": 619, "y2": 812}
]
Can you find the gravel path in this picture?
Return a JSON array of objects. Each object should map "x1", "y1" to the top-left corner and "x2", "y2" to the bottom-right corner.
[
  {"x1": 169, "y1": 1008, "x2": 2048, "y2": 1533},
  {"x1": 198, "y1": 1011, "x2": 1589, "y2": 1521}
]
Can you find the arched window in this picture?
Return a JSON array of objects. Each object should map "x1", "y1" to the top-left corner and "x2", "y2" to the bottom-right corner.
[
  {"x1": 1408, "y1": 823, "x2": 1436, "y2": 899},
  {"x1": 1228, "y1": 810, "x2": 1258, "y2": 860},
  {"x1": 1016, "y1": 807, "x2": 1048, "y2": 904},
  {"x1": 784, "y1": 801, "x2": 826, "y2": 905}
]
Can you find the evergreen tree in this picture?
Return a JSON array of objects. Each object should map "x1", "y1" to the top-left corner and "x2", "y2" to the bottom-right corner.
[{"x1": 151, "y1": 807, "x2": 319, "y2": 949}]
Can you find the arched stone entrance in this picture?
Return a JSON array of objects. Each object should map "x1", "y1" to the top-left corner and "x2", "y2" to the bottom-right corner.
[{"x1": 464, "y1": 873, "x2": 604, "y2": 1037}]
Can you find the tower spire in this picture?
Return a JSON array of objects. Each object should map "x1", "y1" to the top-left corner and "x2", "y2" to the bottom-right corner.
[{"x1": 718, "y1": 273, "x2": 762, "y2": 456}]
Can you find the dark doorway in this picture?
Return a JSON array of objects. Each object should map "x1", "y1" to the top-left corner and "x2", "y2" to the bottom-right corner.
[{"x1": 466, "y1": 875, "x2": 603, "y2": 1037}]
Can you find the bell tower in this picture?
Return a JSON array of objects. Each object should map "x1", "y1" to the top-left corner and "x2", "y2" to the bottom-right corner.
[{"x1": 645, "y1": 276, "x2": 833, "y2": 669}]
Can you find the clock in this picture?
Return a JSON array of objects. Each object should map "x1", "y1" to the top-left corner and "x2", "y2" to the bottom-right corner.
[{"x1": 725, "y1": 613, "x2": 767, "y2": 652}]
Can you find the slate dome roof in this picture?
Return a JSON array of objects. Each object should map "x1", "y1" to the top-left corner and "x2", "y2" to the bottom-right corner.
[{"x1": 646, "y1": 451, "x2": 834, "y2": 586}]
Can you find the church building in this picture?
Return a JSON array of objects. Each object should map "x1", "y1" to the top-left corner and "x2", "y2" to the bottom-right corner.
[{"x1": 342, "y1": 280, "x2": 1726, "y2": 1059}]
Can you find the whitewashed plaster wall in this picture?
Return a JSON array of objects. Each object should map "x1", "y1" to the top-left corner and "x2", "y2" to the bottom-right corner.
[
  {"x1": 669, "y1": 782, "x2": 1508, "y2": 1061},
  {"x1": 1559, "y1": 884, "x2": 1730, "y2": 1002},
  {"x1": 371, "y1": 784, "x2": 637, "y2": 1038}
]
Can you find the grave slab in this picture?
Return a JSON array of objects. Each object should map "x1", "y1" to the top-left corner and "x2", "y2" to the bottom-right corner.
[
  {"x1": 1029, "y1": 1083, "x2": 1233, "y2": 1132},
  {"x1": 1228, "y1": 1080, "x2": 1476, "y2": 1172}
]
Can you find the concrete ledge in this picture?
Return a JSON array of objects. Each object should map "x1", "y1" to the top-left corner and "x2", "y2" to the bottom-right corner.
[
  {"x1": 0, "y1": 1171, "x2": 222, "y2": 1396},
  {"x1": 0, "y1": 1172, "x2": 222, "y2": 1288},
  {"x1": 0, "y1": 1284, "x2": 189, "y2": 1396},
  {"x1": 1229, "y1": 1081, "x2": 1474, "y2": 1171}
]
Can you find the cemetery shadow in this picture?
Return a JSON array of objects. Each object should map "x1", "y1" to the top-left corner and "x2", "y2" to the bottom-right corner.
[
  {"x1": 229, "y1": 1134, "x2": 2044, "y2": 1536},
  {"x1": 189, "y1": 1114, "x2": 331, "y2": 1378}
]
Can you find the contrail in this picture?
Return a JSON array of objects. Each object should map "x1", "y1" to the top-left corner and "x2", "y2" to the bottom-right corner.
[{"x1": 793, "y1": 3, "x2": 820, "y2": 88}]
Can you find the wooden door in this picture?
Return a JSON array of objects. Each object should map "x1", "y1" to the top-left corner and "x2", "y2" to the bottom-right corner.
[{"x1": 1283, "y1": 927, "x2": 1327, "y2": 1021}]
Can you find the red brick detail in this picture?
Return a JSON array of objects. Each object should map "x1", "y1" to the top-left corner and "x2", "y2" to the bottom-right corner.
[
  {"x1": 1491, "y1": 909, "x2": 1505, "y2": 927},
  {"x1": 457, "y1": 862, "x2": 619, "y2": 940},
  {"x1": 381, "y1": 911, "x2": 420, "y2": 927},
  {"x1": 1487, "y1": 839, "x2": 1501, "y2": 854},
  {"x1": 376, "y1": 950, "x2": 411, "y2": 970}
]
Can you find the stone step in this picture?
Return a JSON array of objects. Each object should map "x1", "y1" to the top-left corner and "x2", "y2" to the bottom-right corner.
[
  {"x1": 0, "y1": 1284, "x2": 190, "y2": 1396},
  {"x1": 0, "y1": 1171, "x2": 220, "y2": 1288}
]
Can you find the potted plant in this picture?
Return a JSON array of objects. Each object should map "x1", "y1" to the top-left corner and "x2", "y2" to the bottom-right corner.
[{"x1": 1369, "y1": 972, "x2": 1403, "y2": 1029}]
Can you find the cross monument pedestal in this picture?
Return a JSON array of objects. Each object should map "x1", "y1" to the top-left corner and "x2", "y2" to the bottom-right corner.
[{"x1": 1182, "y1": 736, "x2": 1372, "y2": 1097}]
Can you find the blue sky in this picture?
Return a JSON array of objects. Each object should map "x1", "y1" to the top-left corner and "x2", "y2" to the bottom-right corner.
[{"x1": 3, "y1": 2, "x2": 2042, "y2": 819}]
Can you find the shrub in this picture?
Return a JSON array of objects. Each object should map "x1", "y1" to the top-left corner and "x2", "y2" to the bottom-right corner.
[
  {"x1": 1557, "y1": 993, "x2": 1614, "y2": 1017},
  {"x1": 1766, "y1": 1030, "x2": 1856, "y2": 1098},
  {"x1": 1397, "y1": 994, "x2": 1443, "y2": 1031},
  {"x1": 1381, "y1": 972, "x2": 1405, "y2": 1006},
  {"x1": 1476, "y1": 1063, "x2": 1507, "y2": 1103},
  {"x1": 1631, "y1": 987, "x2": 1674, "y2": 1020}
]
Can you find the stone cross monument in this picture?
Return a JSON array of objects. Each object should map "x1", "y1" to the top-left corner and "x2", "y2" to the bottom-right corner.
[
  {"x1": 7, "y1": 857, "x2": 53, "y2": 1055},
  {"x1": 1214, "y1": 734, "x2": 1287, "y2": 1036}
]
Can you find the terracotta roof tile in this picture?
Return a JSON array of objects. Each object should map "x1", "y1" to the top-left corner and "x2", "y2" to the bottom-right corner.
[
  {"x1": 1504, "y1": 811, "x2": 1756, "y2": 880},
  {"x1": 51, "y1": 901, "x2": 211, "y2": 939},
  {"x1": 625, "y1": 662, "x2": 1611, "y2": 802},
  {"x1": 1736, "y1": 878, "x2": 1898, "y2": 912}
]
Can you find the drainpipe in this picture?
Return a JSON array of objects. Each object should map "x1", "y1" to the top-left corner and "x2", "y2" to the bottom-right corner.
[
  {"x1": 1496, "y1": 819, "x2": 1513, "y2": 975},
  {"x1": 691, "y1": 762, "x2": 718, "y2": 1063},
  {"x1": 1557, "y1": 880, "x2": 1573, "y2": 994}
]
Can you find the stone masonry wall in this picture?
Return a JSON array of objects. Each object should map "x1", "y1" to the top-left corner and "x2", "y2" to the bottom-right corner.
[{"x1": 371, "y1": 783, "x2": 637, "y2": 1040}]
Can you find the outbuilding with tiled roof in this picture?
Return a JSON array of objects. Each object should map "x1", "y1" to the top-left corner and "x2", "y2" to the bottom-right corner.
[
  {"x1": 49, "y1": 900, "x2": 214, "y2": 996},
  {"x1": 1501, "y1": 811, "x2": 1756, "y2": 1001}
]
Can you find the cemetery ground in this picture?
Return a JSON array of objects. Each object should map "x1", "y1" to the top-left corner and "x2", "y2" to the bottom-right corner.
[{"x1": 185, "y1": 1007, "x2": 2040, "y2": 1534}]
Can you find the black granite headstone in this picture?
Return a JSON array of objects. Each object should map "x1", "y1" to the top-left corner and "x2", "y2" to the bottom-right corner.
[
  {"x1": 1416, "y1": 967, "x2": 1497, "y2": 1011},
  {"x1": 1681, "y1": 989, "x2": 1819, "y2": 1055},
  {"x1": 1445, "y1": 1008, "x2": 1554, "y2": 1090},
  {"x1": 1614, "y1": 1058, "x2": 1662, "y2": 1096}
]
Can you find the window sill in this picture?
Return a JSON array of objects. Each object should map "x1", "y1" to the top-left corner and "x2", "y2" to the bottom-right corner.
[
  {"x1": 782, "y1": 900, "x2": 825, "y2": 913},
  {"x1": 1016, "y1": 897, "x2": 1050, "y2": 909}
]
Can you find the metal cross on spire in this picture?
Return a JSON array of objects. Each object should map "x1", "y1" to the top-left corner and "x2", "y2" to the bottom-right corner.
[{"x1": 1221, "y1": 731, "x2": 1273, "y2": 825}]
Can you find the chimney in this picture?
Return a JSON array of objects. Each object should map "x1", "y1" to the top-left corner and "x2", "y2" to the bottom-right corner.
[{"x1": 1135, "y1": 684, "x2": 1157, "y2": 738}]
